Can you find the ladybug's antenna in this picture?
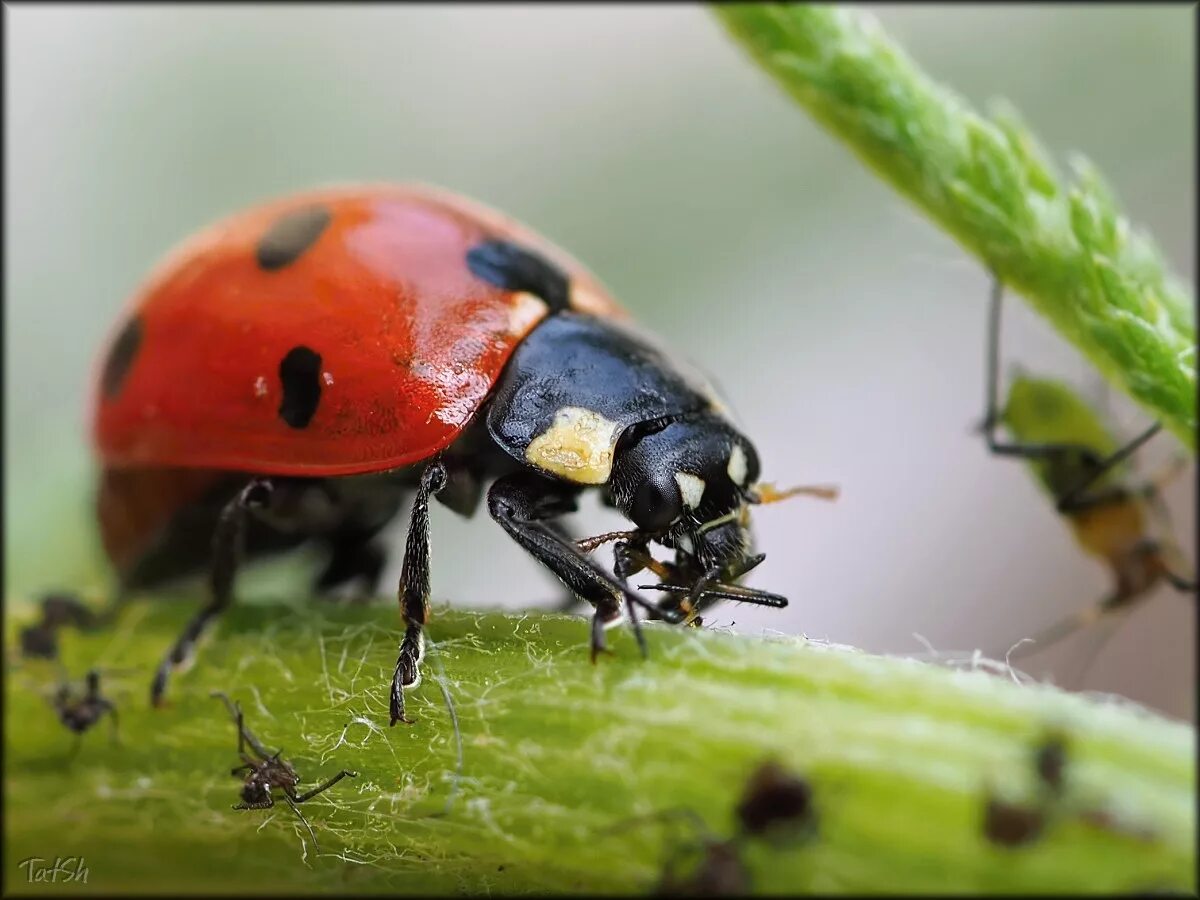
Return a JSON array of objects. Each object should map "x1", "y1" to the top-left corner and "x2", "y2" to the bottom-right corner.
[
  {"x1": 748, "y1": 482, "x2": 840, "y2": 505},
  {"x1": 575, "y1": 528, "x2": 646, "y2": 553}
]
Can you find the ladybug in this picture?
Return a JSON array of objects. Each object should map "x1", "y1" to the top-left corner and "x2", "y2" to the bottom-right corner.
[{"x1": 91, "y1": 184, "x2": 805, "y2": 726}]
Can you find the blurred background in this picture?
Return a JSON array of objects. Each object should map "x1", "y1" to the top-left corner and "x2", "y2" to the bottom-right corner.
[{"x1": 6, "y1": 6, "x2": 1194, "y2": 719}]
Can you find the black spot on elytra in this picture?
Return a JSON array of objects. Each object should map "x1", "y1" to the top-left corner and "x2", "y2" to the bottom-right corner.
[
  {"x1": 466, "y1": 239, "x2": 570, "y2": 312},
  {"x1": 278, "y1": 346, "x2": 322, "y2": 428},
  {"x1": 256, "y1": 205, "x2": 332, "y2": 271},
  {"x1": 101, "y1": 316, "x2": 143, "y2": 398}
]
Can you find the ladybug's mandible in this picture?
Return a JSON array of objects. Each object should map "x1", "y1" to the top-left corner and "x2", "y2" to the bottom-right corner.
[{"x1": 91, "y1": 184, "x2": 794, "y2": 724}]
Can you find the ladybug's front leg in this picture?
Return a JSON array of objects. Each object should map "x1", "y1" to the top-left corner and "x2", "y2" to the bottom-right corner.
[
  {"x1": 487, "y1": 473, "x2": 676, "y2": 665},
  {"x1": 150, "y1": 479, "x2": 273, "y2": 707},
  {"x1": 390, "y1": 461, "x2": 448, "y2": 727}
]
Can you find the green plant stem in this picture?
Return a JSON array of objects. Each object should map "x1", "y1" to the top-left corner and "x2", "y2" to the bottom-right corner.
[
  {"x1": 713, "y1": 4, "x2": 1196, "y2": 449},
  {"x1": 5, "y1": 600, "x2": 1194, "y2": 894}
]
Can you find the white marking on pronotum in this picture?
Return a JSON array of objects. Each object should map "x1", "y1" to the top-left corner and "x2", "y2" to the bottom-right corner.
[
  {"x1": 727, "y1": 444, "x2": 748, "y2": 486},
  {"x1": 674, "y1": 472, "x2": 706, "y2": 509},
  {"x1": 525, "y1": 406, "x2": 623, "y2": 484},
  {"x1": 507, "y1": 291, "x2": 547, "y2": 338}
]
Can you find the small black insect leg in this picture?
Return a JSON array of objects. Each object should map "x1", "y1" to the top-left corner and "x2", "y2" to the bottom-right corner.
[
  {"x1": 151, "y1": 479, "x2": 273, "y2": 707},
  {"x1": 390, "y1": 461, "x2": 448, "y2": 727},
  {"x1": 104, "y1": 701, "x2": 120, "y2": 745},
  {"x1": 980, "y1": 278, "x2": 1161, "y2": 513},
  {"x1": 283, "y1": 796, "x2": 321, "y2": 855},
  {"x1": 66, "y1": 733, "x2": 85, "y2": 764},
  {"x1": 488, "y1": 473, "x2": 674, "y2": 664},
  {"x1": 291, "y1": 769, "x2": 358, "y2": 803},
  {"x1": 212, "y1": 691, "x2": 274, "y2": 760}
]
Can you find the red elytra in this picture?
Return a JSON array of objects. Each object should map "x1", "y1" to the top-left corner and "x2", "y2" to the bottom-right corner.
[{"x1": 91, "y1": 184, "x2": 625, "y2": 478}]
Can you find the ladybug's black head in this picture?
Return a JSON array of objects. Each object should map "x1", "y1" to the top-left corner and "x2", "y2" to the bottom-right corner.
[{"x1": 610, "y1": 412, "x2": 761, "y2": 571}]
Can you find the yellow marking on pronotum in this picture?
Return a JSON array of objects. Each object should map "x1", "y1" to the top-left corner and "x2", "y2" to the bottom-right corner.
[{"x1": 525, "y1": 406, "x2": 623, "y2": 484}]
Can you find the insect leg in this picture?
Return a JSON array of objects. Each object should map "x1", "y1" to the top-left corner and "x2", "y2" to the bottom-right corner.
[
  {"x1": 980, "y1": 278, "x2": 1161, "y2": 511},
  {"x1": 1165, "y1": 571, "x2": 1197, "y2": 592},
  {"x1": 283, "y1": 796, "x2": 320, "y2": 855},
  {"x1": 614, "y1": 538, "x2": 683, "y2": 627},
  {"x1": 543, "y1": 520, "x2": 591, "y2": 615},
  {"x1": 291, "y1": 769, "x2": 358, "y2": 803},
  {"x1": 488, "y1": 473, "x2": 679, "y2": 665},
  {"x1": 390, "y1": 461, "x2": 448, "y2": 727},
  {"x1": 314, "y1": 528, "x2": 388, "y2": 599},
  {"x1": 151, "y1": 479, "x2": 272, "y2": 707},
  {"x1": 234, "y1": 798, "x2": 276, "y2": 811},
  {"x1": 1001, "y1": 592, "x2": 1128, "y2": 662},
  {"x1": 212, "y1": 692, "x2": 275, "y2": 761}
]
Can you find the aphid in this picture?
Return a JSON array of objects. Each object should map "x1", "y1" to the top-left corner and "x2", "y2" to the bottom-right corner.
[
  {"x1": 613, "y1": 808, "x2": 750, "y2": 898},
  {"x1": 88, "y1": 185, "x2": 830, "y2": 724},
  {"x1": 53, "y1": 669, "x2": 118, "y2": 755},
  {"x1": 212, "y1": 692, "x2": 357, "y2": 851},
  {"x1": 614, "y1": 760, "x2": 815, "y2": 895},
  {"x1": 19, "y1": 592, "x2": 100, "y2": 660},
  {"x1": 656, "y1": 832, "x2": 750, "y2": 897},
  {"x1": 982, "y1": 732, "x2": 1074, "y2": 848},
  {"x1": 978, "y1": 277, "x2": 1195, "y2": 661},
  {"x1": 982, "y1": 795, "x2": 1046, "y2": 848},
  {"x1": 734, "y1": 759, "x2": 817, "y2": 843}
]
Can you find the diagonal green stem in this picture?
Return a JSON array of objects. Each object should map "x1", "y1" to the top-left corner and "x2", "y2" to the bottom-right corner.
[
  {"x1": 713, "y1": 4, "x2": 1196, "y2": 449},
  {"x1": 4, "y1": 601, "x2": 1195, "y2": 894}
]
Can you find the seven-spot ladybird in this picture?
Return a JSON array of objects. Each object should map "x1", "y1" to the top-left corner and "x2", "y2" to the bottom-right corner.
[
  {"x1": 90, "y1": 184, "x2": 805, "y2": 725},
  {"x1": 976, "y1": 277, "x2": 1195, "y2": 663}
]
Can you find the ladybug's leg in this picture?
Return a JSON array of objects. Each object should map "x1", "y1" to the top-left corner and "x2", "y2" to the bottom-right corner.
[
  {"x1": 545, "y1": 521, "x2": 594, "y2": 614},
  {"x1": 150, "y1": 479, "x2": 273, "y2": 707},
  {"x1": 390, "y1": 462, "x2": 449, "y2": 727},
  {"x1": 315, "y1": 528, "x2": 388, "y2": 600},
  {"x1": 980, "y1": 277, "x2": 1161, "y2": 513},
  {"x1": 487, "y1": 473, "x2": 677, "y2": 664}
]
